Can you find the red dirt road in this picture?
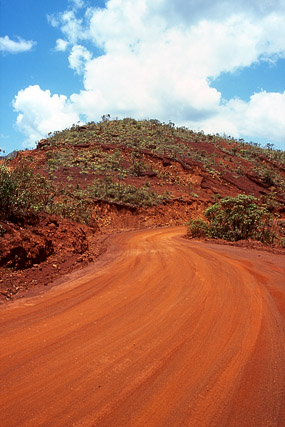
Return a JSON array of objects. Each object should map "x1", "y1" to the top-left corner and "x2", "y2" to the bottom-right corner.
[{"x1": 0, "y1": 227, "x2": 284, "y2": 426}]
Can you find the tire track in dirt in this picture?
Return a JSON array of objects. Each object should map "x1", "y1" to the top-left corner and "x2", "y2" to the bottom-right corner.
[{"x1": 0, "y1": 227, "x2": 284, "y2": 426}]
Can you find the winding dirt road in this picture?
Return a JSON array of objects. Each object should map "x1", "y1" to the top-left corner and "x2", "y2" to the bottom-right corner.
[{"x1": 0, "y1": 227, "x2": 284, "y2": 426}]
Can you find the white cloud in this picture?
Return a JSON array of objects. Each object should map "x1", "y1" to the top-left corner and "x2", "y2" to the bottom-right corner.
[
  {"x1": 151, "y1": 0, "x2": 285, "y2": 26},
  {"x1": 68, "y1": 44, "x2": 92, "y2": 74},
  {"x1": 13, "y1": 85, "x2": 79, "y2": 147},
  {"x1": 191, "y1": 91, "x2": 285, "y2": 145},
  {"x1": 84, "y1": 2, "x2": 285, "y2": 76},
  {"x1": 0, "y1": 35, "x2": 36, "y2": 53},
  {"x1": 55, "y1": 38, "x2": 69, "y2": 52},
  {"x1": 227, "y1": 91, "x2": 285, "y2": 143},
  {"x1": 48, "y1": 10, "x2": 86, "y2": 45},
  {"x1": 69, "y1": 0, "x2": 85, "y2": 9},
  {"x1": 15, "y1": 0, "x2": 285, "y2": 147}
]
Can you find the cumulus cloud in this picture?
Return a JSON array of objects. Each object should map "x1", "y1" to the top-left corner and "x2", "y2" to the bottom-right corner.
[
  {"x1": 55, "y1": 38, "x2": 69, "y2": 52},
  {"x1": 68, "y1": 44, "x2": 92, "y2": 74},
  {"x1": 13, "y1": 85, "x2": 79, "y2": 147},
  {"x1": 153, "y1": 0, "x2": 285, "y2": 26},
  {"x1": 188, "y1": 91, "x2": 285, "y2": 144},
  {"x1": 0, "y1": 35, "x2": 36, "y2": 53},
  {"x1": 15, "y1": 0, "x2": 285, "y2": 147},
  {"x1": 47, "y1": 10, "x2": 86, "y2": 45},
  {"x1": 226, "y1": 91, "x2": 285, "y2": 143}
]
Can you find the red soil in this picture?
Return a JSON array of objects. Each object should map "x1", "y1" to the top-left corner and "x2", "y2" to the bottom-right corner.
[{"x1": 0, "y1": 227, "x2": 284, "y2": 426}]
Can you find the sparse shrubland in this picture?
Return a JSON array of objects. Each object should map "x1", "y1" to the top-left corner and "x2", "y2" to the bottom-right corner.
[{"x1": 1, "y1": 118, "x2": 284, "y2": 233}]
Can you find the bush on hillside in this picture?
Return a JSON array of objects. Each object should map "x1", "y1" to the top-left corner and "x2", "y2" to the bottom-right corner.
[
  {"x1": 0, "y1": 165, "x2": 16, "y2": 215},
  {"x1": 0, "y1": 163, "x2": 51, "y2": 219},
  {"x1": 187, "y1": 194, "x2": 276, "y2": 243}
]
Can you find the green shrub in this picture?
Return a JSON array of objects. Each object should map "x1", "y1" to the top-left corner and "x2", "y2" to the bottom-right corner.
[
  {"x1": 204, "y1": 195, "x2": 275, "y2": 243},
  {"x1": 0, "y1": 164, "x2": 17, "y2": 215},
  {"x1": 187, "y1": 195, "x2": 277, "y2": 243},
  {"x1": 0, "y1": 163, "x2": 51, "y2": 219},
  {"x1": 187, "y1": 219, "x2": 209, "y2": 238}
]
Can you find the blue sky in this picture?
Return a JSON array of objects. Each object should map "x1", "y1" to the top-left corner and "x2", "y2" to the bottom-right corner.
[{"x1": 1, "y1": 0, "x2": 285, "y2": 154}]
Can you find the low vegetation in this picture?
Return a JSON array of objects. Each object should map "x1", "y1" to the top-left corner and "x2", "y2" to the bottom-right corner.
[
  {"x1": 0, "y1": 163, "x2": 51, "y2": 219},
  {"x1": 187, "y1": 194, "x2": 281, "y2": 244},
  {"x1": 0, "y1": 158, "x2": 169, "y2": 227}
]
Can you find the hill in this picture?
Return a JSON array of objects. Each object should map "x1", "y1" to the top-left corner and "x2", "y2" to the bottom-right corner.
[{"x1": 1, "y1": 118, "x2": 284, "y2": 299}]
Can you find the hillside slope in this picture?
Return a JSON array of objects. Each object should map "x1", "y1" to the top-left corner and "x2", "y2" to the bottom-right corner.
[
  {"x1": 21, "y1": 118, "x2": 285, "y2": 220},
  {"x1": 1, "y1": 118, "x2": 284, "y2": 298}
]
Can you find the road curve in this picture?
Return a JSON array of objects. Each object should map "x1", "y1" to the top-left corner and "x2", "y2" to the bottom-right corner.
[{"x1": 0, "y1": 227, "x2": 284, "y2": 426}]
